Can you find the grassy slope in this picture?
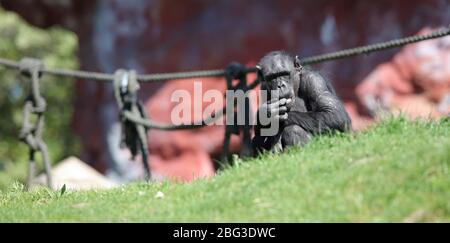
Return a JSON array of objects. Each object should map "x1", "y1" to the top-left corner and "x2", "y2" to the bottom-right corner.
[{"x1": 0, "y1": 118, "x2": 449, "y2": 222}]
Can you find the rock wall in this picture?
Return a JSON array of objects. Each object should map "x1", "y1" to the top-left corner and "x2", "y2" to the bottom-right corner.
[{"x1": 356, "y1": 27, "x2": 450, "y2": 119}]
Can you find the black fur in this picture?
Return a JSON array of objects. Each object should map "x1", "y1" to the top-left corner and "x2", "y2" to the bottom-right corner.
[{"x1": 252, "y1": 51, "x2": 351, "y2": 154}]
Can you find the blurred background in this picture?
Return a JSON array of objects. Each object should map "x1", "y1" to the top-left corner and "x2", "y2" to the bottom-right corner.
[{"x1": 0, "y1": 0, "x2": 449, "y2": 189}]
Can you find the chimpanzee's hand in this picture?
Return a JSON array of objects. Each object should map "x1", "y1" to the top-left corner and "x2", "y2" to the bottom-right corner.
[{"x1": 258, "y1": 97, "x2": 293, "y2": 123}]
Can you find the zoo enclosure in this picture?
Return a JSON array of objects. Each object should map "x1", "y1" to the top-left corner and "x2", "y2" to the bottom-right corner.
[{"x1": 0, "y1": 25, "x2": 449, "y2": 188}]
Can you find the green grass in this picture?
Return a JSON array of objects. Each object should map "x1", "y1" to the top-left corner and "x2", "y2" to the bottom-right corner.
[{"x1": 0, "y1": 117, "x2": 449, "y2": 222}]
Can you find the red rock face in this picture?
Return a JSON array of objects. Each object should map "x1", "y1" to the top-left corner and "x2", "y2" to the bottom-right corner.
[
  {"x1": 356, "y1": 27, "x2": 450, "y2": 120},
  {"x1": 3, "y1": 0, "x2": 450, "y2": 181}
]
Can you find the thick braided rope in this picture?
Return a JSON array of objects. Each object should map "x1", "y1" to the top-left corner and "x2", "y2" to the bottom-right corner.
[{"x1": 300, "y1": 25, "x2": 450, "y2": 65}]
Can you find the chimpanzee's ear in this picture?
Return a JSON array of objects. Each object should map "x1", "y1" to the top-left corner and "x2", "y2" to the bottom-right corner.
[
  {"x1": 294, "y1": 55, "x2": 301, "y2": 69},
  {"x1": 256, "y1": 65, "x2": 264, "y2": 80},
  {"x1": 256, "y1": 65, "x2": 268, "y2": 89}
]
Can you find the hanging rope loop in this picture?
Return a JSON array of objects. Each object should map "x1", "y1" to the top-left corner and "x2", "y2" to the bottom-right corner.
[
  {"x1": 114, "y1": 69, "x2": 145, "y2": 151},
  {"x1": 17, "y1": 57, "x2": 53, "y2": 189},
  {"x1": 221, "y1": 62, "x2": 254, "y2": 161},
  {"x1": 18, "y1": 58, "x2": 46, "y2": 147},
  {"x1": 114, "y1": 69, "x2": 151, "y2": 180}
]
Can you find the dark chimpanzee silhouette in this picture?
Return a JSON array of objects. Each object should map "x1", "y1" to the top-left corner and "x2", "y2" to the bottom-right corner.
[{"x1": 252, "y1": 51, "x2": 351, "y2": 154}]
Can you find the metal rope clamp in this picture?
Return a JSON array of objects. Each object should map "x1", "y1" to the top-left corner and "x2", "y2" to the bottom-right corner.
[
  {"x1": 221, "y1": 62, "x2": 254, "y2": 162},
  {"x1": 113, "y1": 69, "x2": 151, "y2": 180},
  {"x1": 18, "y1": 58, "x2": 53, "y2": 189}
]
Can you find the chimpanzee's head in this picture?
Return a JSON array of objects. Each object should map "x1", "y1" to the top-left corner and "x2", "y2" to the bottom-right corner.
[{"x1": 257, "y1": 51, "x2": 302, "y2": 100}]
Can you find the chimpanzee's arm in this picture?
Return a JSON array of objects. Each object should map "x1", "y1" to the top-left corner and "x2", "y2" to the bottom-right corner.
[
  {"x1": 285, "y1": 70, "x2": 351, "y2": 134},
  {"x1": 252, "y1": 114, "x2": 283, "y2": 152},
  {"x1": 251, "y1": 128, "x2": 281, "y2": 152}
]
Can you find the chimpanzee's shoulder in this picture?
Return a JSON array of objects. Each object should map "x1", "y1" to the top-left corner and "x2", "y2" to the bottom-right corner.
[
  {"x1": 300, "y1": 67, "x2": 326, "y2": 81},
  {"x1": 299, "y1": 67, "x2": 329, "y2": 92}
]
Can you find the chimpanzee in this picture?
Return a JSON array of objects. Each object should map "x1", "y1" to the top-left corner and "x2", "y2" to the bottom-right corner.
[{"x1": 252, "y1": 51, "x2": 351, "y2": 154}]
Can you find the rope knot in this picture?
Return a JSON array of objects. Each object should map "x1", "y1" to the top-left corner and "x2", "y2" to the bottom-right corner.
[
  {"x1": 19, "y1": 58, "x2": 43, "y2": 77},
  {"x1": 226, "y1": 62, "x2": 247, "y2": 80},
  {"x1": 18, "y1": 102, "x2": 40, "y2": 151}
]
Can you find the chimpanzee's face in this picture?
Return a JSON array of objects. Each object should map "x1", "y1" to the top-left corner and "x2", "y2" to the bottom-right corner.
[
  {"x1": 258, "y1": 52, "x2": 297, "y2": 100},
  {"x1": 264, "y1": 72, "x2": 295, "y2": 100}
]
